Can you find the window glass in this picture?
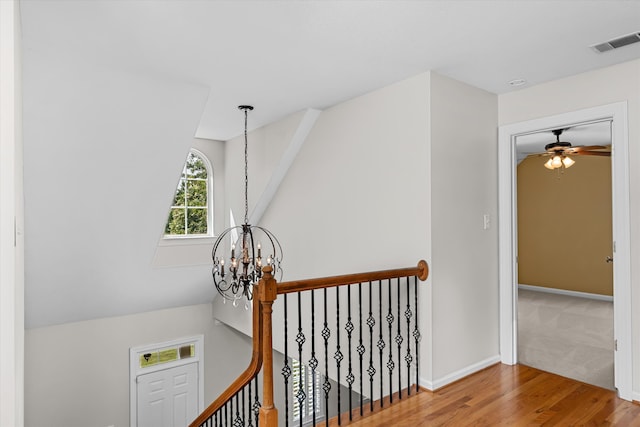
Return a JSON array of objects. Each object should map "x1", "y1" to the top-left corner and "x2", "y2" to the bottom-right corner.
[{"x1": 165, "y1": 150, "x2": 211, "y2": 237}]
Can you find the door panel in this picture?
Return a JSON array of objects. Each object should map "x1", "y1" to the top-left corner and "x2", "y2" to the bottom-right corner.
[{"x1": 137, "y1": 362, "x2": 198, "y2": 427}]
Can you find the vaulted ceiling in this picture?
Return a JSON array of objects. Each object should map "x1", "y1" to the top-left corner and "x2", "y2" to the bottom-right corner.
[{"x1": 20, "y1": 1, "x2": 640, "y2": 327}]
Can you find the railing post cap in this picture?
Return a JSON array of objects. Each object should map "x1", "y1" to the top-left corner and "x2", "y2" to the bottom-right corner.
[{"x1": 418, "y1": 260, "x2": 429, "y2": 281}]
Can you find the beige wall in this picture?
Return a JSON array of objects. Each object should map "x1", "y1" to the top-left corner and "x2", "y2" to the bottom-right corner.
[
  {"x1": 25, "y1": 304, "x2": 252, "y2": 427},
  {"x1": 499, "y1": 58, "x2": 640, "y2": 396},
  {"x1": 517, "y1": 155, "x2": 612, "y2": 295}
]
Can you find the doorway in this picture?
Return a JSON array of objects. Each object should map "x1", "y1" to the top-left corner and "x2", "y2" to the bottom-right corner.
[
  {"x1": 498, "y1": 102, "x2": 632, "y2": 400},
  {"x1": 130, "y1": 335, "x2": 204, "y2": 427},
  {"x1": 515, "y1": 121, "x2": 613, "y2": 389},
  {"x1": 137, "y1": 362, "x2": 199, "y2": 427}
]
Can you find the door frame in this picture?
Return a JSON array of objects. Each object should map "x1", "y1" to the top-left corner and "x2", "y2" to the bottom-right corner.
[
  {"x1": 498, "y1": 102, "x2": 632, "y2": 400},
  {"x1": 130, "y1": 335, "x2": 204, "y2": 427}
]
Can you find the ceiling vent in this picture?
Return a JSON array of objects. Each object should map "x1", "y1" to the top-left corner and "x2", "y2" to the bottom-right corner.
[{"x1": 591, "y1": 32, "x2": 640, "y2": 53}]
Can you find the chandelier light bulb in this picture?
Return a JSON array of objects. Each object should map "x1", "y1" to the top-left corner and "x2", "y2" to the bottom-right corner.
[{"x1": 551, "y1": 155, "x2": 562, "y2": 168}]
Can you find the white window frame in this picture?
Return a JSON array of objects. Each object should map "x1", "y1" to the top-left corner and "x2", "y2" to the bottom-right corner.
[{"x1": 163, "y1": 148, "x2": 214, "y2": 239}]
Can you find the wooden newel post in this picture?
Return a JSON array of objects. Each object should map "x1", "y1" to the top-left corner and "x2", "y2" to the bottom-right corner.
[{"x1": 258, "y1": 266, "x2": 279, "y2": 427}]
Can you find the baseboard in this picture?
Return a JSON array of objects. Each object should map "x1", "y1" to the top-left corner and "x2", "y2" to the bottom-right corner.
[
  {"x1": 518, "y1": 284, "x2": 613, "y2": 302},
  {"x1": 633, "y1": 390, "x2": 640, "y2": 404},
  {"x1": 419, "y1": 355, "x2": 501, "y2": 391}
]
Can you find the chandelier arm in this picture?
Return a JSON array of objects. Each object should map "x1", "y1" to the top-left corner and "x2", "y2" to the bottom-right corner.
[{"x1": 252, "y1": 226, "x2": 284, "y2": 258}]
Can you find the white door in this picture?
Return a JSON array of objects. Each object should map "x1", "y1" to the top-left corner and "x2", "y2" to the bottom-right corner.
[{"x1": 137, "y1": 362, "x2": 198, "y2": 427}]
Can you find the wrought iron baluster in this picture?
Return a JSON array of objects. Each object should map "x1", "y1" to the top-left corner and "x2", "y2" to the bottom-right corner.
[
  {"x1": 377, "y1": 280, "x2": 384, "y2": 408},
  {"x1": 346, "y1": 284, "x2": 355, "y2": 421},
  {"x1": 233, "y1": 393, "x2": 241, "y2": 427},
  {"x1": 281, "y1": 294, "x2": 290, "y2": 427},
  {"x1": 367, "y1": 280, "x2": 376, "y2": 413},
  {"x1": 296, "y1": 292, "x2": 306, "y2": 427},
  {"x1": 334, "y1": 286, "x2": 342, "y2": 426},
  {"x1": 310, "y1": 290, "x2": 318, "y2": 427},
  {"x1": 413, "y1": 275, "x2": 421, "y2": 394},
  {"x1": 386, "y1": 279, "x2": 394, "y2": 403},
  {"x1": 247, "y1": 381, "x2": 253, "y2": 427},
  {"x1": 357, "y1": 282, "x2": 365, "y2": 416},
  {"x1": 405, "y1": 276, "x2": 413, "y2": 396},
  {"x1": 396, "y1": 278, "x2": 403, "y2": 399},
  {"x1": 322, "y1": 288, "x2": 331, "y2": 427},
  {"x1": 253, "y1": 376, "x2": 260, "y2": 427},
  {"x1": 242, "y1": 386, "x2": 246, "y2": 426}
]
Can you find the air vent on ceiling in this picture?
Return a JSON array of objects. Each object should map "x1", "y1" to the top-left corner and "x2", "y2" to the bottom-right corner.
[{"x1": 591, "y1": 32, "x2": 640, "y2": 53}]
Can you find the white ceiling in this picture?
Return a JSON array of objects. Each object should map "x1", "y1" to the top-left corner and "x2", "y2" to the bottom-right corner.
[
  {"x1": 19, "y1": 1, "x2": 640, "y2": 327},
  {"x1": 21, "y1": 1, "x2": 640, "y2": 140}
]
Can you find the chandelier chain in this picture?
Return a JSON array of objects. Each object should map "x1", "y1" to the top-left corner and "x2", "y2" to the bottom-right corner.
[{"x1": 244, "y1": 108, "x2": 249, "y2": 224}]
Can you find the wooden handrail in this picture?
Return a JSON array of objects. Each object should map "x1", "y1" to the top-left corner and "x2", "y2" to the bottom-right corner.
[
  {"x1": 276, "y1": 260, "x2": 428, "y2": 295},
  {"x1": 188, "y1": 278, "x2": 265, "y2": 427},
  {"x1": 191, "y1": 260, "x2": 429, "y2": 427}
]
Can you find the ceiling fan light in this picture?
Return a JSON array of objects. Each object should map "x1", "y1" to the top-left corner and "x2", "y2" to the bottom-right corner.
[
  {"x1": 551, "y1": 155, "x2": 562, "y2": 168},
  {"x1": 562, "y1": 156, "x2": 575, "y2": 168},
  {"x1": 544, "y1": 158, "x2": 554, "y2": 170}
]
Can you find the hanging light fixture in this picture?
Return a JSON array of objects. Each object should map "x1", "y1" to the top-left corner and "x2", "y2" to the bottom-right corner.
[
  {"x1": 543, "y1": 154, "x2": 575, "y2": 170},
  {"x1": 543, "y1": 129, "x2": 576, "y2": 171},
  {"x1": 211, "y1": 105, "x2": 283, "y2": 305}
]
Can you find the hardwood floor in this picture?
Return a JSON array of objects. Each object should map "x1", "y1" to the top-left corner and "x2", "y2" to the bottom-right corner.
[{"x1": 331, "y1": 364, "x2": 640, "y2": 426}]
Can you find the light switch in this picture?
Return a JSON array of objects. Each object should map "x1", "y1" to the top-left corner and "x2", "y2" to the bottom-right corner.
[{"x1": 483, "y1": 214, "x2": 490, "y2": 230}]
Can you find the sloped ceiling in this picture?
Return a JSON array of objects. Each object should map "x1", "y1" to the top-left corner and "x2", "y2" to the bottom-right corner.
[
  {"x1": 22, "y1": 44, "x2": 210, "y2": 327},
  {"x1": 20, "y1": 1, "x2": 640, "y2": 327}
]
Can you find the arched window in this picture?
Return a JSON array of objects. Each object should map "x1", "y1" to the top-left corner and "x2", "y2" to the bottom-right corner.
[{"x1": 164, "y1": 149, "x2": 212, "y2": 237}]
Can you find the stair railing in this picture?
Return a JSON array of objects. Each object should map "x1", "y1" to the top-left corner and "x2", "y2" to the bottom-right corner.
[{"x1": 191, "y1": 260, "x2": 428, "y2": 427}]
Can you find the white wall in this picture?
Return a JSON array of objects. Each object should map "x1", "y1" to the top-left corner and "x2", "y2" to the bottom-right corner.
[
  {"x1": 499, "y1": 59, "x2": 640, "y2": 398},
  {"x1": 429, "y1": 73, "x2": 499, "y2": 383},
  {"x1": 25, "y1": 304, "x2": 252, "y2": 427},
  {"x1": 0, "y1": 0, "x2": 24, "y2": 425},
  {"x1": 224, "y1": 110, "x2": 308, "y2": 231},
  {"x1": 214, "y1": 71, "x2": 500, "y2": 390},
  {"x1": 214, "y1": 74, "x2": 432, "y2": 377}
]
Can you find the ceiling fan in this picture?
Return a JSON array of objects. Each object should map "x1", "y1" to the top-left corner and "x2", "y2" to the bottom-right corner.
[{"x1": 540, "y1": 128, "x2": 610, "y2": 170}]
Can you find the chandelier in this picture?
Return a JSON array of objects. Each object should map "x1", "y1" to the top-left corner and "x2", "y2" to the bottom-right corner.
[{"x1": 211, "y1": 105, "x2": 283, "y2": 304}]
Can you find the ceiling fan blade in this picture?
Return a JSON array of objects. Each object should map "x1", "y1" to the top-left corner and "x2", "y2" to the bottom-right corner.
[
  {"x1": 571, "y1": 150, "x2": 611, "y2": 157},
  {"x1": 569, "y1": 145, "x2": 608, "y2": 152}
]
